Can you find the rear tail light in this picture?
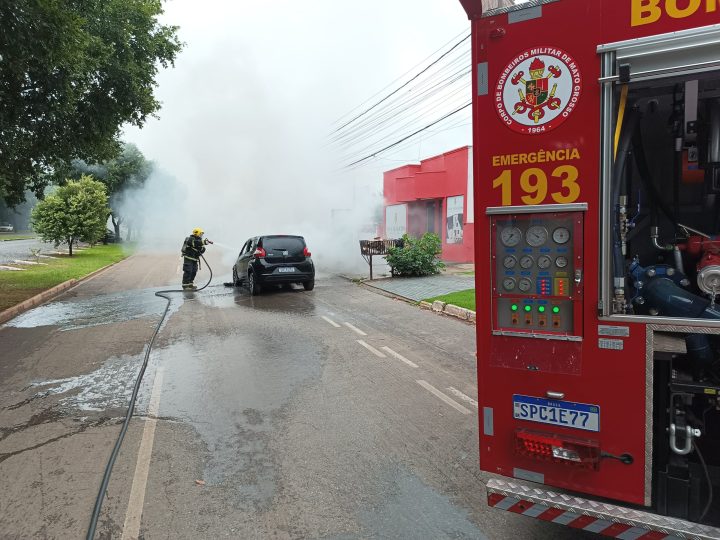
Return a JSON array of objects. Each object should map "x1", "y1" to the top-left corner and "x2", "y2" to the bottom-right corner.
[
  {"x1": 253, "y1": 247, "x2": 266, "y2": 258},
  {"x1": 303, "y1": 246, "x2": 311, "y2": 257},
  {"x1": 515, "y1": 429, "x2": 600, "y2": 470}
]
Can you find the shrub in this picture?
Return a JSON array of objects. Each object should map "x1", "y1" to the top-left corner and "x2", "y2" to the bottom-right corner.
[{"x1": 385, "y1": 233, "x2": 445, "y2": 277}]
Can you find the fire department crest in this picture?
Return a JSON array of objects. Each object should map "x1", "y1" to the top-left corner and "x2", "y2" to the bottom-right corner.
[{"x1": 495, "y1": 47, "x2": 582, "y2": 135}]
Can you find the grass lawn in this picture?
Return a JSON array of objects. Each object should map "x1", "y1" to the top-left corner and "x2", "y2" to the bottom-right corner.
[
  {"x1": 0, "y1": 244, "x2": 131, "y2": 312},
  {"x1": 0, "y1": 234, "x2": 37, "y2": 241},
  {"x1": 424, "y1": 288, "x2": 476, "y2": 311}
]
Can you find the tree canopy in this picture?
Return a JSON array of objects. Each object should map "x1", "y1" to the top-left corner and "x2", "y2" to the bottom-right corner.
[
  {"x1": 31, "y1": 175, "x2": 111, "y2": 255},
  {"x1": 57, "y1": 143, "x2": 153, "y2": 241},
  {"x1": 0, "y1": 0, "x2": 181, "y2": 206}
]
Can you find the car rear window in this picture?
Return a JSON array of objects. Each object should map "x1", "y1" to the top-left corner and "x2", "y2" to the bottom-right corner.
[{"x1": 262, "y1": 236, "x2": 305, "y2": 254}]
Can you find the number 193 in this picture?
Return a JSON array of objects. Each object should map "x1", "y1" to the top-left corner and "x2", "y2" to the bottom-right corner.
[{"x1": 492, "y1": 165, "x2": 581, "y2": 206}]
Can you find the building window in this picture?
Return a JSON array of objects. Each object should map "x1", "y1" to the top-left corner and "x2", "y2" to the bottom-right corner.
[
  {"x1": 385, "y1": 204, "x2": 407, "y2": 239},
  {"x1": 446, "y1": 196, "x2": 464, "y2": 244}
]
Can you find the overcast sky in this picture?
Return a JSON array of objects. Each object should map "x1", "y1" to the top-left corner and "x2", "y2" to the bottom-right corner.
[{"x1": 121, "y1": 0, "x2": 471, "y2": 265}]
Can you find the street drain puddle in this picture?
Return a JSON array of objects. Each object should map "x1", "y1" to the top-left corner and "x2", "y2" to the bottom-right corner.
[{"x1": 3, "y1": 287, "x2": 181, "y2": 331}]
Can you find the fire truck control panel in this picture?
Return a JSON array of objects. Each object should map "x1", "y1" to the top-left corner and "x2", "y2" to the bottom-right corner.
[{"x1": 491, "y1": 206, "x2": 583, "y2": 335}]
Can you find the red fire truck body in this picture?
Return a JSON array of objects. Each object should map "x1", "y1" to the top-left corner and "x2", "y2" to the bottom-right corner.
[{"x1": 459, "y1": 0, "x2": 720, "y2": 537}]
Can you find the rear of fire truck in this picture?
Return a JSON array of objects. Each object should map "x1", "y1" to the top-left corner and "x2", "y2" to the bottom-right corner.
[{"x1": 459, "y1": 0, "x2": 720, "y2": 537}]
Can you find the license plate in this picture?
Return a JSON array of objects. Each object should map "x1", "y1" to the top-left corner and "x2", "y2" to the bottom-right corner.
[
  {"x1": 278, "y1": 267, "x2": 295, "y2": 273},
  {"x1": 513, "y1": 395, "x2": 600, "y2": 432}
]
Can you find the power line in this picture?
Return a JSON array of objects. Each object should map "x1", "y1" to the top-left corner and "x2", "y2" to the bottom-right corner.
[
  {"x1": 331, "y1": 33, "x2": 470, "y2": 135},
  {"x1": 332, "y1": 61, "x2": 470, "y2": 147},
  {"x1": 343, "y1": 102, "x2": 471, "y2": 169},
  {"x1": 340, "y1": 83, "x2": 470, "y2": 158},
  {"x1": 334, "y1": 68, "x2": 470, "y2": 151},
  {"x1": 330, "y1": 27, "x2": 469, "y2": 127}
]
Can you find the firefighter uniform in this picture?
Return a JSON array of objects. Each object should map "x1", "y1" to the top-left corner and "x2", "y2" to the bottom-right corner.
[{"x1": 181, "y1": 228, "x2": 210, "y2": 289}]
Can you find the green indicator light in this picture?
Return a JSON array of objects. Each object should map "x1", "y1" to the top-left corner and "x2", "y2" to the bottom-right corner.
[
  {"x1": 538, "y1": 306, "x2": 545, "y2": 313},
  {"x1": 524, "y1": 305, "x2": 532, "y2": 312},
  {"x1": 552, "y1": 306, "x2": 560, "y2": 314},
  {"x1": 511, "y1": 304, "x2": 518, "y2": 312}
]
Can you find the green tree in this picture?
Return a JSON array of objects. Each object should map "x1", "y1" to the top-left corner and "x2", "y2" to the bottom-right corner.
[
  {"x1": 0, "y1": 0, "x2": 181, "y2": 206},
  {"x1": 54, "y1": 143, "x2": 153, "y2": 241},
  {"x1": 31, "y1": 176, "x2": 110, "y2": 256},
  {"x1": 385, "y1": 233, "x2": 446, "y2": 277}
]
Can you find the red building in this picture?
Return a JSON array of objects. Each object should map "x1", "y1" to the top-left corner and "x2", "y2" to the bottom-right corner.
[{"x1": 383, "y1": 146, "x2": 474, "y2": 262}]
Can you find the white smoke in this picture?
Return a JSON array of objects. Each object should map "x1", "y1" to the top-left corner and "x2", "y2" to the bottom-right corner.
[{"x1": 120, "y1": 0, "x2": 468, "y2": 275}]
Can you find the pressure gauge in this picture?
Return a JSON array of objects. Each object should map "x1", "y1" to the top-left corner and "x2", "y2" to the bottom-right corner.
[
  {"x1": 520, "y1": 255, "x2": 534, "y2": 269},
  {"x1": 537, "y1": 255, "x2": 552, "y2": 269},
  {"x1": 555, "y1": 256, "x2": 568, "y2": 268},
  {"x1": 518, "y1": 277, "x2": 533, "y2": 292},
  {"x1": 526, "y1": 225, "x2": 548, "y2": 247},
  {"x1": 500, "y1": 226, "x2": 522, "y2": 247},
  {"x1": 552, "y1": 227, "x2": 571, "y2": 244},
  {"x1": 503, "y1": 255, "x2": 517, "y2": 269},
  {"x1": 503, "y1": 277, "x2": 516, "y2": 291}
]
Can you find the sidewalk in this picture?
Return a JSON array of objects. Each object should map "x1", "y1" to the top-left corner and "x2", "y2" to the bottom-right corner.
[{"x1": 362, "y1": 263, "x2": 475, "y2": 302}]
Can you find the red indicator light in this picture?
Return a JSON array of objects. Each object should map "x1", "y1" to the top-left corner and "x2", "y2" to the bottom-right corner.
[{"x1": 514, "y1": 429, "x2": 600, "y2": 470}]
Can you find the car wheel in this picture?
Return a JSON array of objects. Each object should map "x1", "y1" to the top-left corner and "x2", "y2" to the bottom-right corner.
[
  {"x1": 233, "y1": 267, "x2": 242, "y2": 286},
  {"x1": 249, "y1": 272, "x2": 261, "y2": 296},
  {"x1": 303, "y1": 279, "x2": 315, "y2": 291}
]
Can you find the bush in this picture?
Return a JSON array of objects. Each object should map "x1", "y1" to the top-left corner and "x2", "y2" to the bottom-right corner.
[{"x1": 385, "y1": 233, "x2": 445, "y2": 277}]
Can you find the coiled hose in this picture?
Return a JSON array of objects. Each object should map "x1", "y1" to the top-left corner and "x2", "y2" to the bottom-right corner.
[{"x1": 86, "y1": 254, "x2": 212, "y2": 539}]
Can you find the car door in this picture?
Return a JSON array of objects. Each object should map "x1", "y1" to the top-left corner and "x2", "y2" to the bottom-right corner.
[{"x1": 236, "y1": 239, "x2": 252, "y2": 275}]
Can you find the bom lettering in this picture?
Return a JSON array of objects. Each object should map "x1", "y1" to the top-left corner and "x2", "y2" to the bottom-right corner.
[{"x1": 631, "y1": 0, "x2": 720, "y2": 26}]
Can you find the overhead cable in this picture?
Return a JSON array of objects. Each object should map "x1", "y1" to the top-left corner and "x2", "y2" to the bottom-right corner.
[
  {"x1": 343, "y1": 102, "x2": 471, "y2": 168},
  {"x1": 331, "y1": 33, "x2": 470, "y2": 135}
]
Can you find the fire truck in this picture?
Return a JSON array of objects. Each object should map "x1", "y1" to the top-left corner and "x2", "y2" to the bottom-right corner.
[{"x1": 458, "y1": 0, "x2": 720, "y2": 537}]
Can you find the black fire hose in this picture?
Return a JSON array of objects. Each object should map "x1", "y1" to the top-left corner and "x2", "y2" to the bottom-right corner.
[{"x1": 86, "y1": 254, "x2": 213, "y2": 540}]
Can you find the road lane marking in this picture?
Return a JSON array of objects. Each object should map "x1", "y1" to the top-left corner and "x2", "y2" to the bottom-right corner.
[
  {"x1": 344, "y1": 322, "x2": 367, "y2": 336},
  {"x1": 416, "y1": 380, "x2": 471, "y2": 415},
  {"x1": 321, "y1": 316, "x2": 341, "y2": 328},
  {"x1": 356, "y1": 340, "x2": 386, "y2": 358},
  {"x1": 381, "y1": 346, "x2": 418, "y2": 368},
  {"x1": 121, "y1": 367, "x2": 165, "y2": 540},
  {"x1": 447, "y1": 387, "x2": 478, "y2": 408}
]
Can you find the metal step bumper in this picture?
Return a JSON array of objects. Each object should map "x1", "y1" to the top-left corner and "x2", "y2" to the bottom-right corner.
[{"x1": 486, "y1": 478, "x2": 720, "y2": 539}]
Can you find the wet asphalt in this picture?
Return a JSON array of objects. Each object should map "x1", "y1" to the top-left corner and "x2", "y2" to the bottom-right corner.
[
  {"x1": 0, "y1": 252, "x2": 593, "y2": 539},
  {"x1": 0, "y1": 238, "x2": 56, "y2": 265}
]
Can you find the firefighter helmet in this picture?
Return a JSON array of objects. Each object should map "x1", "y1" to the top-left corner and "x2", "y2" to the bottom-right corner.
[{"x1": 192, "y1": 227, "x2": 204, "y2": 237}]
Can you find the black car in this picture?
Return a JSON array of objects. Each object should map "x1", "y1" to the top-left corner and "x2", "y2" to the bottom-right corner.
[{"x1": 233, "y1": 235, "x2": 314, "y2": 295}]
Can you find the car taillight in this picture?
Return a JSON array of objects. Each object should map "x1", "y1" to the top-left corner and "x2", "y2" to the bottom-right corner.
[
  {"x1": 515, "y1": 429, "x2": 600, "y2": 470},
  {"x1": 253, "y1": 247, "x2": 266, "y2": 258},
  {"x1": 303, "y1": 246, "x2": 311, "y2": 257}
]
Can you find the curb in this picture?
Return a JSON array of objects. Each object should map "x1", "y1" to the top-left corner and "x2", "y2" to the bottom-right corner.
[
  {"x1": 355, "y1": 280, "x2": 476, "y2": 324},
  {"x1": 419, "y1": 299, "x2": 476, "y2": 324},
  {"x1": 0, "y1": 257, "x2": 128, "y2": 325}
]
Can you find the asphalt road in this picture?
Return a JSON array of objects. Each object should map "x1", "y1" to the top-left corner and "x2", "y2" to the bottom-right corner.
[
  {"x1": 0, "y1": 251, "x2": 593, "y2": 539},
  {"x1": 0, "y1": 237, "x2": 56, "y2": 265}
]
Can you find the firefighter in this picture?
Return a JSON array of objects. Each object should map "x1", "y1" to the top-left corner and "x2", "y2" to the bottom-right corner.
[{"x1": 181, "y1": 228, "x2": 213, "y2": 290}]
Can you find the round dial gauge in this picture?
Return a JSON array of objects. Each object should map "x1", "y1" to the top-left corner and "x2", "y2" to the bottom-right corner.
[
  {"x1": 555, "y1": 256, "x2": 568, "y2": 268},
  {"x1": 526, "y1": 225, "x2": 548, "y2": 247},
  {"x1": 518, "y1": 277, "x2": 533, "y2": 292},
  {"x1": 552, "y1": 227, "x2": 571, "y2": 244},
  {"x1": 537, "y1": 255, "x2": 552, "y2": 269},
  {"x1": 520, "y1": 255, "x2": 534, "y2": 269},
  {"x1": 502, "y1": 277, "x2": 516, "y2": 291},
  {"x1": 500, "y1": 226, "x2": 522, "y2": 247},
  {"x1": 503, "y1": 255, "x2": 517, "y2": 269}
]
